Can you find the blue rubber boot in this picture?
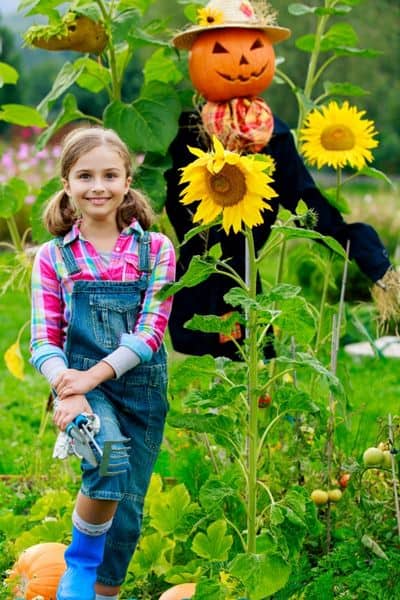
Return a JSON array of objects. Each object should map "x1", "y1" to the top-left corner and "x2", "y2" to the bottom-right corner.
[{"x1": 57, "y1": 526, "x2": 107, "y2": 600}]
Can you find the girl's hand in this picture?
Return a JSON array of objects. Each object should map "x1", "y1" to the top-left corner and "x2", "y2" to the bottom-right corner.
[
  {"x1": 54, "y1": 362, "x2": 115, "y2": 399},
  {"x1": 54, "y1": 368, "x2": 98, "y2": 398},
  {"x1": 53, "y1": 394, "x2": 92, "y2": 431}
]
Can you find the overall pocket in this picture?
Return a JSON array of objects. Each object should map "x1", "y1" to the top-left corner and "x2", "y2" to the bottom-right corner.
[{"x1": 89, "y1": 292, "x2": 140, "y2": 350}]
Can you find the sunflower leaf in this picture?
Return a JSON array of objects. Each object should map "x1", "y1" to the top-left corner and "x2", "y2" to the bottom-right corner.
[
  {"x1": 323, "y1": 187, "x2": 351, "y2": 214},
  {"x1": 357, "y1": 166, "x2": 394, "y2": 187},
  {"x1": 157, "y1": 255, "x2": 217, "y2": 299},
  {"x1": 323, "y1": 81, "x2": 369, "y2": 97},
  {"x1": 271, "y1": 225, "x2": 347, "y2": 258}
]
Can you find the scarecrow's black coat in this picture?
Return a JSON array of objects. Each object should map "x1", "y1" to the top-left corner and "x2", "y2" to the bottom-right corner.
[{"x1": 165, "y1": 111, "x2": 390, "y2": 359}]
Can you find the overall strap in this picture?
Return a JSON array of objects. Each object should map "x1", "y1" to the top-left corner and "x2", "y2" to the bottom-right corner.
[
  {"x1": 55, "y1": 237, "x2": 81, "y2": 276},
  {"x1": 138, "y1": 231, "x2": 152, "y2": 275}
]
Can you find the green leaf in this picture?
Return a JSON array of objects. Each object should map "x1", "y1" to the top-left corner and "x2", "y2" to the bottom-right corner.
[
  {"x1": 230, "y1": 552, "x2": 291, "y2": 599},
  {"x1": 70, "y1": 1, "x2": 102, "y2": 21},
  {"x1": 18, "y1": 0, "x2": 64, "y2": 16},
  {"x1": 193, "y1": 579, "x2": 227, "y2": 600},
  {"x1": 144, "y1": 48, "x2": 184, "y2": 85},
  {"x1": 186, "y1": 312, "x2": 243, "y2": 334},
  {"x1": 0, "y1": 104, "x2": 47, "y2": 127},
  {"x1": 110, "y1": 8, "x2": 141, "y2": 44},
  {"x1": 181, "y1": 222, "x2": 220, "y2": 245},
  {"x1": 192, "y1": 520, "x2": 233, "y2": 561},
  {"x1": 275, "y1": 387, "x2": 320, "y2": 414},
  {"x1": 323, "y1": 81, "x2": 369, "y2": 97},
  {"x1": 168, "y1": 412, "x2": 236, "y2": 439},
  {"x1": 271, "y1": 225, "x2": 347, "y2": 258},
  {"x1": 358, "y1": 166, "x2": 393, "y2": 187},
  {"x1": 295, "y1": 34, "x2": 317, "y2": 53},
  {"x1": 199, "y1": 477, "x2": 240, "y2": 512},
  {"x1": 323, "y1": 187, "x2": 351, "y2": 214},
  {"x1": 36, "y1": 94, "x2": 89, "y2": 151},
  {"x1": 277, "y1": 353, "x2": 340, "y2": 388},
  {"x1": 157, "y1": 255, "x2": 217, "y2": 299},
  {"x1": 118, "y1": 0, "x2": 153, "y2": 16},
  {"x1": 149, "y1": 483, "x2": 198, "y2": 538},
  {"x1": 28, "y1": 489, "x2": 73, "y2": 520},
  {"x1": 130, "y1": 531, "x2": 175, "y2": 576},
  {"x1": 38, "y1": 61, "x2": 86, "y2": 119},
  {"x1": 0, "y1": 177, "x2": 30, "y2": 218},
  {"x1": 0, "y1": 62, "x2": 19, "y2": 87},
  {"x1": 134, "y1": 151, "x2": 172, "y2": 213},
  {"x1": 30, "y1": 176, "x2": 61, "y2": 243},
  {"x1": 322, "y1": 23, "x2": 358, "y2": 49},
  {"x1": 334, "y1": 47, "x2": 382, "y2": 58},
  {"x1": 0, "y1": 512, "x2": 26, "y2": 537},
  {"x1": 75, "y1": 57, "x2": 111, "y2": 93},
  {"x1": 274, "y1": 296, "x2": 316, "y2": 345},
  {"x1": 288, "y1": 3, "x2": 317, "y2": 16},
  {"x1": 103, "y1": 81, "x2": 181, "y2": 155}
]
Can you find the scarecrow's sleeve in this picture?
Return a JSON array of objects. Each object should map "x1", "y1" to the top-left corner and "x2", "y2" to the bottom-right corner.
[{"x1": 268, "y1": 116, "x2": 392, "y2": 284}]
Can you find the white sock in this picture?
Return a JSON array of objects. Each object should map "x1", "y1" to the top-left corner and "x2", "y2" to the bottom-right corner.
[
  {"x1": 95, "y1": 595, "x2": 118, "y2": 600},
  {"x1": 72, "y1": 509, "x2": 113, "y2": 536}
]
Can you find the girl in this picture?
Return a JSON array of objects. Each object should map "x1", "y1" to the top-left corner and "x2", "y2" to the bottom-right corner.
[{"x1": 30, "y1": 126, "x2": 176, "y2": 600}]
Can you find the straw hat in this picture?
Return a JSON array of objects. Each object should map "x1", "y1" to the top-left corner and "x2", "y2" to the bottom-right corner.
[{"x1": 172, "y1": 0, "x2": 291, "y2": 50}]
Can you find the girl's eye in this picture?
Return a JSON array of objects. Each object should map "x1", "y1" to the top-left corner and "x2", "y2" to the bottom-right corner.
[{"x1": 78, "y1": 173, "x2": 91, "y2": 179}]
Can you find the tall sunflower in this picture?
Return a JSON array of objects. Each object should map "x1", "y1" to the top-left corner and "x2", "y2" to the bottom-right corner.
[
  {"x1": 300, "y1": 101, "x2": 378, "y2": 171},
  {"x1": 179, "y1": 136, "x2": 277, "y2": 234}
]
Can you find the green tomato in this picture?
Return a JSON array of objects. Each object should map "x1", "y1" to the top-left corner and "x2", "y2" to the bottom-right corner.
[
  {"x1": 363, "y1": 447, "x2": 384, "y2": 467},
  {"x1": 382, "y1": 450, "x2": 392, "y2": 469},
  {"x1": 328, "y1": 489, "x2": 343, "y2": 502},
  {"x1": 311, "y1": 489, "x2": 329, "y2": 505}
]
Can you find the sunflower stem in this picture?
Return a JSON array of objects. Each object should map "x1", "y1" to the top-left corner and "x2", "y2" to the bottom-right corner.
[
  {"x1": 297, "y1": 4, "x2": 331, "y2": 132},
  {"x1": 244, "y1": 226, "x2": 259, "y2": 555}
]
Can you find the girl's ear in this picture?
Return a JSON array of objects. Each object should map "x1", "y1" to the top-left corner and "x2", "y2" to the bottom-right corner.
[
  {"x1": 62, "y1": 178, "x2": 70, "y2": 196},
  {"x1": 125, "y1": 176, "x2": 132, "y2": 194}
]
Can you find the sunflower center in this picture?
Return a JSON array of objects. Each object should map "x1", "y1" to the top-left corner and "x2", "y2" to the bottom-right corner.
[
  {"x1": 320, "y1": 124, "x2": 356, "y2": 151},
  {"x1": 208, "y1": 164, "x2": 246, "y2": 207}
]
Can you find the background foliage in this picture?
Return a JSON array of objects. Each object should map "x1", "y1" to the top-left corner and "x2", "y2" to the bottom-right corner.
[{"x1": 0, "y1": 0, "x2": 399, "y2": 172}]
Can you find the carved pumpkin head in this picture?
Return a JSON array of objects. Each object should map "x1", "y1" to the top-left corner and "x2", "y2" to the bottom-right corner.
[{"x1": 189, "y1": 27, "x2": 276, "y2": 102}]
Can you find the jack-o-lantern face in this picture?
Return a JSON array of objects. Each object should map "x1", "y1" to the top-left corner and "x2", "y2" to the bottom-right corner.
[{"x1": 189, "y1": 28, "x2": 276, "y2": 102}]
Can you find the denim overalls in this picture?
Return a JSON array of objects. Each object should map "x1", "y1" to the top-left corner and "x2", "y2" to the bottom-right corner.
[{"x1": 56, "y1": 232, "x2": 168, "y2": 586}]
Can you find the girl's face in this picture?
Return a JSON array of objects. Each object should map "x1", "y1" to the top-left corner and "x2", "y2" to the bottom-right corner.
[{"x1": 63, "y1": 145, "x2": 131, "y2": 225}]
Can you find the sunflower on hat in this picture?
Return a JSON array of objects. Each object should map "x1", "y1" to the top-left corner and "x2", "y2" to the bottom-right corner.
[{"x1": 172, "y1": 0, "x2": 291, "y2": 49}]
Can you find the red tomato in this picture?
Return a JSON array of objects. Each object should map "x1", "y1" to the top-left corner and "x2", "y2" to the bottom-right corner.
[{"x1": 258, "y1": 394, "x2": 272, "y2": 408}]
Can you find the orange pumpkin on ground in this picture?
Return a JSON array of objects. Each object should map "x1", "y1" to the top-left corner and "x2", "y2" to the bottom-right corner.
[
  {"x1": 159, "y1": 582, "x2": 197, "y2": 600},
  {"x1": 6, "y1": 542, "x2": 67, "y2": 600},
  {"x1": 189, "y1": 28, "x2": 275, "y2": 102}
]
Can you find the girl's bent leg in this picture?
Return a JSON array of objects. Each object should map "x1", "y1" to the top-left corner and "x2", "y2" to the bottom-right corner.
[{"x1": 57, "y1": 496, "x2": 117, "y2": 600}]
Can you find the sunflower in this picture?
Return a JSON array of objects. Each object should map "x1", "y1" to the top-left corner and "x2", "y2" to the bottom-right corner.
[
  {"x1": 197, "y1": 6, "x2": 224, "y2": 27},
  {"x1": 300, "y1": 101, "x2": 378, "y2": 171},
  {"x1": 179, "y1": 136, "x2": 277, "y2": 234}
]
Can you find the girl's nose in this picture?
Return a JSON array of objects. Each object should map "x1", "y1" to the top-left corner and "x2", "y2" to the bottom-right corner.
[{"x1": 91, "y1": 178, "x2": 106, "y2": 191}]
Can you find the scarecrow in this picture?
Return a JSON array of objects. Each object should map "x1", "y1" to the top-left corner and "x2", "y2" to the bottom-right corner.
[{"x1": 165, "y1": 0, "x2": 398, "y2": 360}]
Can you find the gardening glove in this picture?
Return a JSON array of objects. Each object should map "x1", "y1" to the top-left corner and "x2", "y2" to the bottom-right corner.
[{"x1": 52, "y1": 399, "x2": 100, "y2": 461}]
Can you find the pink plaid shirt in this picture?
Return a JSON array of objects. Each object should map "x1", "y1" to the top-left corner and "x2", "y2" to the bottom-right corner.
[{"x1": 30, "y1": 219, "x2": 176, "y2": 371}]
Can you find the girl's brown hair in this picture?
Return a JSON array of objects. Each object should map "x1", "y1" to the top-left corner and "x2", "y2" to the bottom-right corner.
[{"x1": 43, "y1": 125, "x2": 154, "y2": 236}]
